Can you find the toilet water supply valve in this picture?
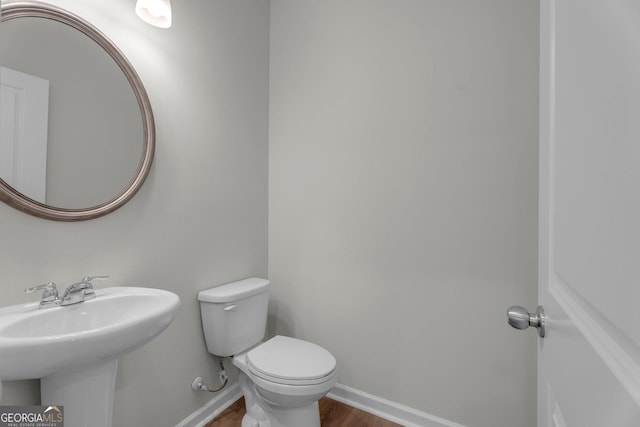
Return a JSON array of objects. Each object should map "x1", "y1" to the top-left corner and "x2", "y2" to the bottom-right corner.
[{"x1": 192, "y1": 359, "x2": 228, "y2": 392}]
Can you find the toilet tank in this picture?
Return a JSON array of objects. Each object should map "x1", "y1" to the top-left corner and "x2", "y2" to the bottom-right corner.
[{"x1": 198, "y1": 278, "x2": 270, "y2": 357}]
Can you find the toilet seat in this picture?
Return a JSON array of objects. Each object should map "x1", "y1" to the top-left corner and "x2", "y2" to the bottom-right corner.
[{"x1": 247, "y1": 336, "x2": 336, "y2": 386}]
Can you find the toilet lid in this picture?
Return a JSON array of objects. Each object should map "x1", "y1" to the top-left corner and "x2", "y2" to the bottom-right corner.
[{"x1": 247, "y1": 336, "x2": 336, "y2": 384}]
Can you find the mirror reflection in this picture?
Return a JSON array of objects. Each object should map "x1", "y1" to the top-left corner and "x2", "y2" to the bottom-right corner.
[{"x1": 0, "y1": 14, "x2": 144, "y2": 209}]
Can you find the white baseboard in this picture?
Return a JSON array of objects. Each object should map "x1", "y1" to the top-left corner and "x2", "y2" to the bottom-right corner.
[
  {"x1": 174, "y1": 383, "x2": 242, "y2": 427},
  {"x1": 175, "y1": 382, "x2": 465, "y2": 427},
  {"x1": 327, "y1": 384, "x2": 466, "y2": 427}
]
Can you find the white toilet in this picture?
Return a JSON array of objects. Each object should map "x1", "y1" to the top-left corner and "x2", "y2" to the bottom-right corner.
[{"x1": 198, "y1": 278, "x2": 337, "y2": 427}]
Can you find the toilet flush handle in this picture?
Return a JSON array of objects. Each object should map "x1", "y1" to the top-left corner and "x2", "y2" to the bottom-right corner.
[{"x1": 223, "y1": 304, "x2": 237, "y2": 312}]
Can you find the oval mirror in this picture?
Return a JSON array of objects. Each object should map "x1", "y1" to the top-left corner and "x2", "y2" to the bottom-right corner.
[{"x1": 0, "y1": 1, "x2": 155, "y2": 221}]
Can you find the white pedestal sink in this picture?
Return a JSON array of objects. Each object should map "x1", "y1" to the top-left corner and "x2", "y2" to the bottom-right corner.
[{"x1": 0, "y1": 286, "x2": 180, "y2": 427}]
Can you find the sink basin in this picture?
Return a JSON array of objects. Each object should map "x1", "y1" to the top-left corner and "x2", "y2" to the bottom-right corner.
[{"x1": 0, "y1": 286, "x2": 180, "y2": 380}]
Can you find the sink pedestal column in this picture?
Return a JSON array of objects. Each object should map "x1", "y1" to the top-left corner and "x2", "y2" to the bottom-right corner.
[{"x1": 41, "y1": 359, "x2": 118, "y2": 427}]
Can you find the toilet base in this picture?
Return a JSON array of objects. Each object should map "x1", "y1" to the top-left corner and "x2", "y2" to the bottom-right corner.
[
  {"x1": 242, "y1": 402, "x2": 320, "y2": 427},
  {"x1": 242, "y1": 401, "x2": 321, "y2": 427},
  {"x1": 238, "y1": 371, "x2": 321, "y2": 427}
]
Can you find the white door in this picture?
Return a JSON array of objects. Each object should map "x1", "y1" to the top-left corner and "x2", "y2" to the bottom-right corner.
[
  {"x1": 535, "y1": 0, "x2": 640, "y2": 426},
  {"x1": 0, "y1": 66, "x2": 49, "y2": 203}
]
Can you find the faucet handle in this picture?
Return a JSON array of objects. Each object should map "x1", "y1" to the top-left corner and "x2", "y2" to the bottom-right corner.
[
  {"x1": 81, "y1": 275, "x2": 109, "y2": 283},
  {"x1": 76, "y1": 275, "x2": 108, "y2": 299},
  {"x1": 25, "y1": 282, "x2": 58, "y2": 295},
  {"x1": 25, "y1": 282, "x2": 59, "y2": 306}
]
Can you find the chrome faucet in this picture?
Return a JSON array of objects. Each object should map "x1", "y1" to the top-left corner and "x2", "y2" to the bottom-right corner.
[
  {"x1": 60, "y1": 275, "x2": 109, "y2": 306},
  {"x1": 25, "y1": 275, "x2": 109, "y2": 308}
]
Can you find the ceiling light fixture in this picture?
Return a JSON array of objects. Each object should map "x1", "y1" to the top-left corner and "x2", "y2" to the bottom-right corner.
[{"x1": 135, "y1": 0, "x2": 172, "y2": 28}]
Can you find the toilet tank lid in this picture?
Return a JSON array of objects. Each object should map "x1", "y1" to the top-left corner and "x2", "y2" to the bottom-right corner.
[{"x1": 198, "y1": 278, "x2": 270, "y2": 303}]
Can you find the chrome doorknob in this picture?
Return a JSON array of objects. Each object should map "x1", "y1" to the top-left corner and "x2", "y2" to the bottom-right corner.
[{"x1": 507, "y1": 305, "x2": 546, "y2": 337}]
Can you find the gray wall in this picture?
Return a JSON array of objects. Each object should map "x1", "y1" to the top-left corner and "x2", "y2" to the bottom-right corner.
[
  {"x1": 0, "y1": 1, "x2": 269, "y2": 426},
  {"x1": 268, "y1": 1, "x2": 539, "y2": 427}
]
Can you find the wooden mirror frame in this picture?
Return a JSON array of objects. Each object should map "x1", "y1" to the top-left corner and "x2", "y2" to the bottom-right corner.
[{"x1": 0, "y1": 1, "x2": 155, "y2": 221}]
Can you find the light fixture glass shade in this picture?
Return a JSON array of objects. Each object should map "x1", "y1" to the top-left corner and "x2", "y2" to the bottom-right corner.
[{"x1": 136, "y1": 0, "x2": 172, "y2": 28}]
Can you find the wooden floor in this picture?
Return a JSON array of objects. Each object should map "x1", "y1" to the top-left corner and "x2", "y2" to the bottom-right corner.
[{"x1": 205, "y1": 397, "x2": 402, "y2": 427}]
